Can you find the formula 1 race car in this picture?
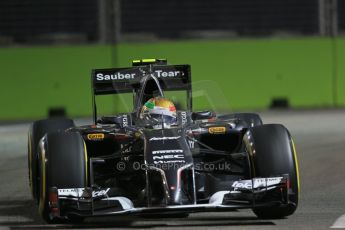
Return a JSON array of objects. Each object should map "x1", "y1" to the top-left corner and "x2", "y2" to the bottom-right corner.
[{"x1": 28, "y1": 58, "x2": 300, "y2": 223}]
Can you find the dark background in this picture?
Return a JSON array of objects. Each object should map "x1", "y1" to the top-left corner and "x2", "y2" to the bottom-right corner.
[{"x1": 0, "y1": 0, "x2": 343, "y2": 44}]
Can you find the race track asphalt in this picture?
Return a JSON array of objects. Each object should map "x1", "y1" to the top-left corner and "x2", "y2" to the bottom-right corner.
[{"x1": 0, "y1": 110, "x2": 345, "y2": 230}]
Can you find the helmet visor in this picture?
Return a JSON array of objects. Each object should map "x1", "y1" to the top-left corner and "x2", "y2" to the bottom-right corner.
[{"x1": 149, "y1": 114, "x2": 177, "y2": 125}]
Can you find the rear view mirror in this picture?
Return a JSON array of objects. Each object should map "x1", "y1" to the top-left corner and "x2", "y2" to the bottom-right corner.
[{"x1": 191, "y1": 111, "x2": 215, "y2": 120}]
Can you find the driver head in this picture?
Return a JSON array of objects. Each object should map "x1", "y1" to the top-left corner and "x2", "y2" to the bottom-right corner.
[{"x1": 140, "y1": 97, "x2": 177, "y2": 129}]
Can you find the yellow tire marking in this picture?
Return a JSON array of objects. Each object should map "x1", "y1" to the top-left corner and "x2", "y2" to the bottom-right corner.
[
  {"x1": 38, "y1": 143, "x2": 46, "y2": 215},
  {"x1": 83, "y1": 141, "x2": 88, "y2": 185},
  {"x1": 291, "y1": 139, "x2": 300, "y2": 194}
]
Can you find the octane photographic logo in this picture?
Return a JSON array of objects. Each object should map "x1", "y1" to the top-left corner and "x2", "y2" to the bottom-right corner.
[{"x1": 115, "y1": 161, "x2": 231, "y2": 172}]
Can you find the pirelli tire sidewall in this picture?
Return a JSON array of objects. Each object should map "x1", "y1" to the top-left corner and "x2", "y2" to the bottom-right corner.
[
  {"x1": 244, "y1": 124, "x2": 300, "y2": 219},
  {"x1": 38, "y1": 131, "x2": 87, "y2": 223},
  {"x1": 28, "y1": 118, "x2": 75, "y2": 202}
]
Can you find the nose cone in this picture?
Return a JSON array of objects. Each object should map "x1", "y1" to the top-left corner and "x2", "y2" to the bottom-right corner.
[
  {"x1": 165, "y1": 164, "x2": 195, "y2": 205},
  {"x1": 142, "y1": 129, "x2": 195, "y2": 206}
]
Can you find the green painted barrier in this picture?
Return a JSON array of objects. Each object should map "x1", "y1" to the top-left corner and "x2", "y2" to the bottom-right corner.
[
  {"x1": 0, "y1": 38, "x2": 342, "y2": 120},
  {"x1": 0, "y1": 45, "x2": 112, "y2": 120},
  {"x1": 335, "y1": 38, "x2": 345, "y2": 107}
]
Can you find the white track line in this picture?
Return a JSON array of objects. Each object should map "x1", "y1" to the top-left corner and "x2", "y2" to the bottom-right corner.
[
  {"x1": 0, "y1": 216, "x2": 32, "y2": 223},
  {"x1": 331, "y1": 214, "x2": 345, "y2": 228}
]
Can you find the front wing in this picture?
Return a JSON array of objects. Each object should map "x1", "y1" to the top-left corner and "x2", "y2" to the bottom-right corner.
[{"x1": 50, "y1": 176, "x2": 294, "y2": 219}]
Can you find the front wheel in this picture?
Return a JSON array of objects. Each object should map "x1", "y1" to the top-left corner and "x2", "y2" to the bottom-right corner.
[
  {"x1": 28, "y1": 118, "x2": 74, "y2": 202},
  {"x1": 38, "y1": 131, "x2": 87, "y2": 223},
  {"x1": 244, "y1": 124, "x2": 300, "y2": 219}
]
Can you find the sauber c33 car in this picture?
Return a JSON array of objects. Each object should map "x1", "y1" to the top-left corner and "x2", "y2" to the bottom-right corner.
[{"x1": 28, "y1": 59, "x2": 300, "y2": 223}]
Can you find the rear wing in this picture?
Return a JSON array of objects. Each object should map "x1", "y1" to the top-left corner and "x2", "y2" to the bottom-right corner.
[
  {"x1": 92, "y1": 65, "x2": 191, "y2": 95},
  {"x1": 91, "y1": 64, "x2": 192, "y2": 123}
]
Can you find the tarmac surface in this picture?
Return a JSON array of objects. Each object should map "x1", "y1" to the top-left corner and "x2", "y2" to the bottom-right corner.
[{"x1": 0, "y1": 110, "x2": 345, "y2": 229}]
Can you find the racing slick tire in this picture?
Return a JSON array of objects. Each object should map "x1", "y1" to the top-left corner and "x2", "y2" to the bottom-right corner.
[
  {"x1": 38, "y1": 131, "x2": 87, "y2": 223},
  {"x1": 28, "y1": 118, "x2": 75, "y2": 202},
  {"x1": 220, "y1": 113, "x2": 263, "y2": 127},
  {"x1": 245, "y1": 124, "x2": 300, "y2": 219}
]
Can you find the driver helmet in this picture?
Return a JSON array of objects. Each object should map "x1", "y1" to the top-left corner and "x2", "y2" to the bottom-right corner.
[{"x1": 140, "y1": 97, "x2": 177, "y2": 129}]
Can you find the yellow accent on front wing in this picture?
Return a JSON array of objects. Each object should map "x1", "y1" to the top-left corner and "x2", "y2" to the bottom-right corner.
[{"x1": 291, "y1": 139, "x2": 300, "y2": 194}]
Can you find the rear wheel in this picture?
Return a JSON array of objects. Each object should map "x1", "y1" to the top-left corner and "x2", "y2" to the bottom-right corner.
[
  {"x1": 28, "y1": 118, "x2": 74, "y2": 202},
  {"x1": 38, "y1": 131, "x2": 87, "y2": 223},
  {"x1": 244, "y1": 124, "x2": 300, "y2": 219}
]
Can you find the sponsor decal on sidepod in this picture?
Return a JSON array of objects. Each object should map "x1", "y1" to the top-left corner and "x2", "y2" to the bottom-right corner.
[{"x1": 87, "y1": 133, "x2": 104, "y2": 141}]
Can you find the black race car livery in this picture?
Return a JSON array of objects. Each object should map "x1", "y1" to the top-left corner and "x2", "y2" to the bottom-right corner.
[{"x1": 28, "y1": 59, "x2": 300, "y2": 223}]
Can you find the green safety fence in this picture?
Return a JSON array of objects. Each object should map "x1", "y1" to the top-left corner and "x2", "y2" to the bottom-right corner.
[{"x1": 0, "y1": 37, "x2": 343, "y2": 120}]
